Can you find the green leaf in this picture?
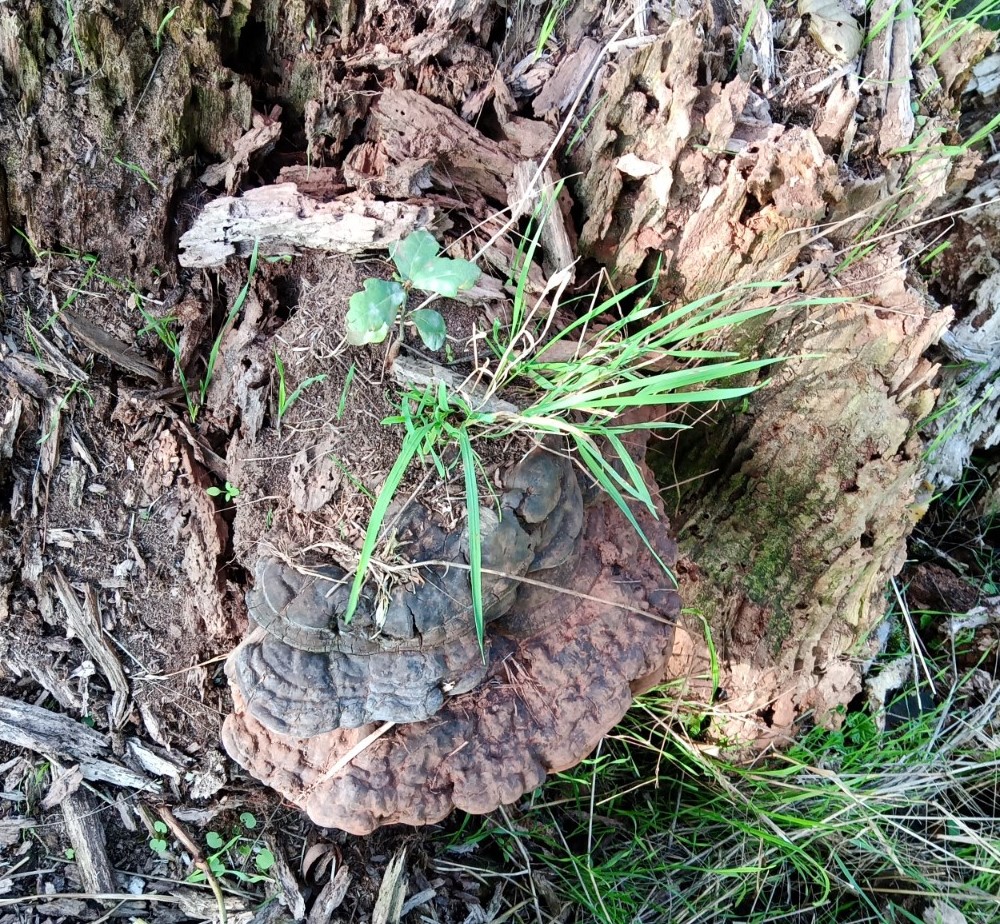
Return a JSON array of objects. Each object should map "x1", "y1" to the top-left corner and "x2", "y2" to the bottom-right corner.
[
  {"x1": 411, "y1": 309, "x2": 447, "y2": 351},
  {"x1": 239, "y1": 812, "x2": 257, "y2": 829},
  {"x1": 205, "y1": 831, "x2": 224, "y2": 850},
  {"x1": 150, "y1": 838, "x2": 167, "y2": 853},
  {"x1": 153, "y1": 821, "x2": 168, "y2": 834},
  {"x1": 345, "y1": 279, "x2": 405, "y2": 345},
  {"x1": 206, "y1": 487, "x2": 222, "y2": 497},
  {"x1": 409, "y1": 256, "x2": 480, "y2": 297},
  {"x1": 389, "y1": 229, "x2": 440, "y2": 280},
  {"x1": 256, "y1": 848, "x2": 275, "y2": 872}
]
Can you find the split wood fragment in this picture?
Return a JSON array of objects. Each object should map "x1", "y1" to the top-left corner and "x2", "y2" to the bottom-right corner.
[
  {"x1": 62, "y1": 310, "x2": 164, "y2": 384},
  {"x1": 48, "y1": 567, "x2": 131, "y2": 730},
  {"x1": 59, "y1": 775, "x2": 116, "y2": 896},
  {"x1": 178, "y1": 184, "x2": 436, "y2": 269},
  {"x1": 0, "y1": 695, "x2": 157, "y2": 791}
]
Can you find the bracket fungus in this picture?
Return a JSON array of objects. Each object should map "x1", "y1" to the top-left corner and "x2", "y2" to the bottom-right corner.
[
  {"x1": 219, "y1": 265, "x2": 680, "y2": 832},
  {"x1": 223, "y1": 439, "x2": 680, "y2": 833}
]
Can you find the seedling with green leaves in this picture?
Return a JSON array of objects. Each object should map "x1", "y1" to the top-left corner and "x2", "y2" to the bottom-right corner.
[
  {"x1": 345, "y1": 229, "x2": 480, "y2": 351},
  {"x1": 274, "y1": 349, "x2": 327, "y2": 424},
  {"x1": 187, "y1": 812, "x2": 275, "y2": 886},
  {"x1": 207, "y1": 481, "x2": 240, "y2": 503},
  {"x1": 149, "y1": 819, "x2": 169, "y2": 855}
]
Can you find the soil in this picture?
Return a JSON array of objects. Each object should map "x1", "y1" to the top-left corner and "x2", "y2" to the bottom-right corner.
[{"x1": 0, "y1": 0, "x2": 998, "y2": 921}]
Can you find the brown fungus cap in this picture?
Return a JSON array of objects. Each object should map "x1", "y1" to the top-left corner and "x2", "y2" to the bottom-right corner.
[
  {"x1": 222, "y1": 477, "x2": 679, "y2": 834},
  {"x1": 228, "y1": 449, "x2": 583, "y2": 736}
]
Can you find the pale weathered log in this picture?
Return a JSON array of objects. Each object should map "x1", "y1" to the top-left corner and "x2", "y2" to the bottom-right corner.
[
  {"x1": 178, "y1": 184, "x2": 436, "y2": 269},
  {"x1": 0, "y1": 695, "x2": 156, "y2": 791},
  {"x1": 61, "y1": 783, "x2": 116, "y2": 895}
]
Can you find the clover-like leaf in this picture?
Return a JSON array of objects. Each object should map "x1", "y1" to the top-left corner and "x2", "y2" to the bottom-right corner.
[
  {"x1": 410, "y1": 308, "x2": 447, "y2": 351},
  {"x1": 389, "y1": 229, "x2": 440, "y2": 280},
  {"x1": 345, "y1": 278, "x2": 405, "y2": 345},
  {"x1": 205, "y1": 831, "x2": 224, "y2": 850},
  {"x1": 408, "y1": 256, "x2": 480, "y2": 298}
]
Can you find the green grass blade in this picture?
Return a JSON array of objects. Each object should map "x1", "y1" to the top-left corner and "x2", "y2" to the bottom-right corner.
[
  {"x1": 201, "y1": 240, "x2": 260, "y2": 405},
  {"x1": 344, "y1": 426, "x2": 425, "y2": 623},
  {"x1": 456, "y1": 428, "x2": 485, "y2": 660},
  {"x1": 573, "y1": 436, "x2": 676, "y2": 586},
  {"x1": 336, "y1": 362, "x2": 355, "y2": 421}
]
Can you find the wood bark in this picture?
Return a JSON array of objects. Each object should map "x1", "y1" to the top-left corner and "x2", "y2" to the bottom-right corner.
[
  {"x1": 0, "y1": 0, "x2": 987, "y2": 761},
  {"x1": 564, "y1": 15, "x2": 970, "y2": 740}
]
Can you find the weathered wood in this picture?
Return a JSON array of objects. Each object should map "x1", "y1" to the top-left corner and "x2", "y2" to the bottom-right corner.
[
  {"x1": 61, "y1": 310, "x2": 164, "y2": 384},
  {"x1": 390, "y1": 355, "x2": 518, "y2": 415},
  {"x1": 199, "y1": 107, "x2": 284, "y2": 195},
  {"x1": 348, "y1": 89, "x2": 519, "y2": 204},
  {"x1": 925, "y1": 175, "x2": 1000, "y2": 486},
  {"x1": 178, "y1": 184, "x2": 436, "y2": 269},
  {"x1": 861, "y1": 0, "x2": 916, "y2": 156},
  {"x1": 48, "y1": 567, "x2": 131, "y2": 730},
  {"x1": 664, "y1": 277, "x2": 951, "y2": 741},
  {"x1": 0, "y1": 695, "x2": 156, "y2": 791},
  {"x1": 60, "y1": 777, "x2": 116, "y2": 895},
  {"x1": 566, "y1": 13, "x2": 968, "y2": 742}
]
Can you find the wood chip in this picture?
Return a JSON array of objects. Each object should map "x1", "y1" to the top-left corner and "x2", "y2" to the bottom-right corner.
[
  {"x1": 0, "y1": 816, "x2": 35, "y2": 847},
  {"x1": 372, "y1": 849, "x2": 407, "y2": 924},
  {"x1": 271, "y1": 846, "x2": 307, "y2": 921},
  {"x1": 306, "y1": 864, "x2": 351, "y2": 924},
  {"x1": 61, "y1": 309, "x2": 165, "y2": 384},
  {"x1": 49, "y1": 568, "x2": 131, "y2": 730},
  {"x1": 509, "y1": 162, "x2": 576, "y2": 282},
  {"x1": 60, "y1": 778, "x2": 115, "y2": 895},
  {"x1": 40, "y1": 762, "x2": 84, "y2": 810},
  {"x1": 357, "y1": 89, "x2": 519, "y2": 204},
  {"x1": 532, "y1": 38, "x2": 601, "y2": 118},
  {"x1": 200, "y1": 106, "x2": 283, "y2": 195}
]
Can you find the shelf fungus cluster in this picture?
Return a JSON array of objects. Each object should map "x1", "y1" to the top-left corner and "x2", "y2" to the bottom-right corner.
[{"x1": 222, "y1": 436, "x2": 680, "y2": 834}]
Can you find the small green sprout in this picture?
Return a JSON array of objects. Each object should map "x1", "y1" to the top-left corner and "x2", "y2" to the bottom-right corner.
[
  {"x1": 114, "y1": 156, "x2": 158, "y2": 190},
  {"x1": 274, "y1": 349, "x2": 327, "y2": 422},
  {"x1": 149, "y1": 820, "x2": 169, "y2": 855},
  {"x1": 188, "y1": 814, "x2": 274, "y2": 885},
  {"x1": 65, "y1": 0, "x2": 85, "y2": 74},
  {"x1": 207, "y1": 481, "x2": 240, "y2": 503},
  {"x1": 345, "y1": 229, "x2": 480, "y2": 352}
]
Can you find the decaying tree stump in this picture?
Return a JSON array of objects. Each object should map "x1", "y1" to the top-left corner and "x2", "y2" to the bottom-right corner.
[
  {"x1": 1, "y1": 0, "x2": 997, "y2": 831},
  {"x1": 562, "y1": 14, "x2": 978, "y2": 742}
]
